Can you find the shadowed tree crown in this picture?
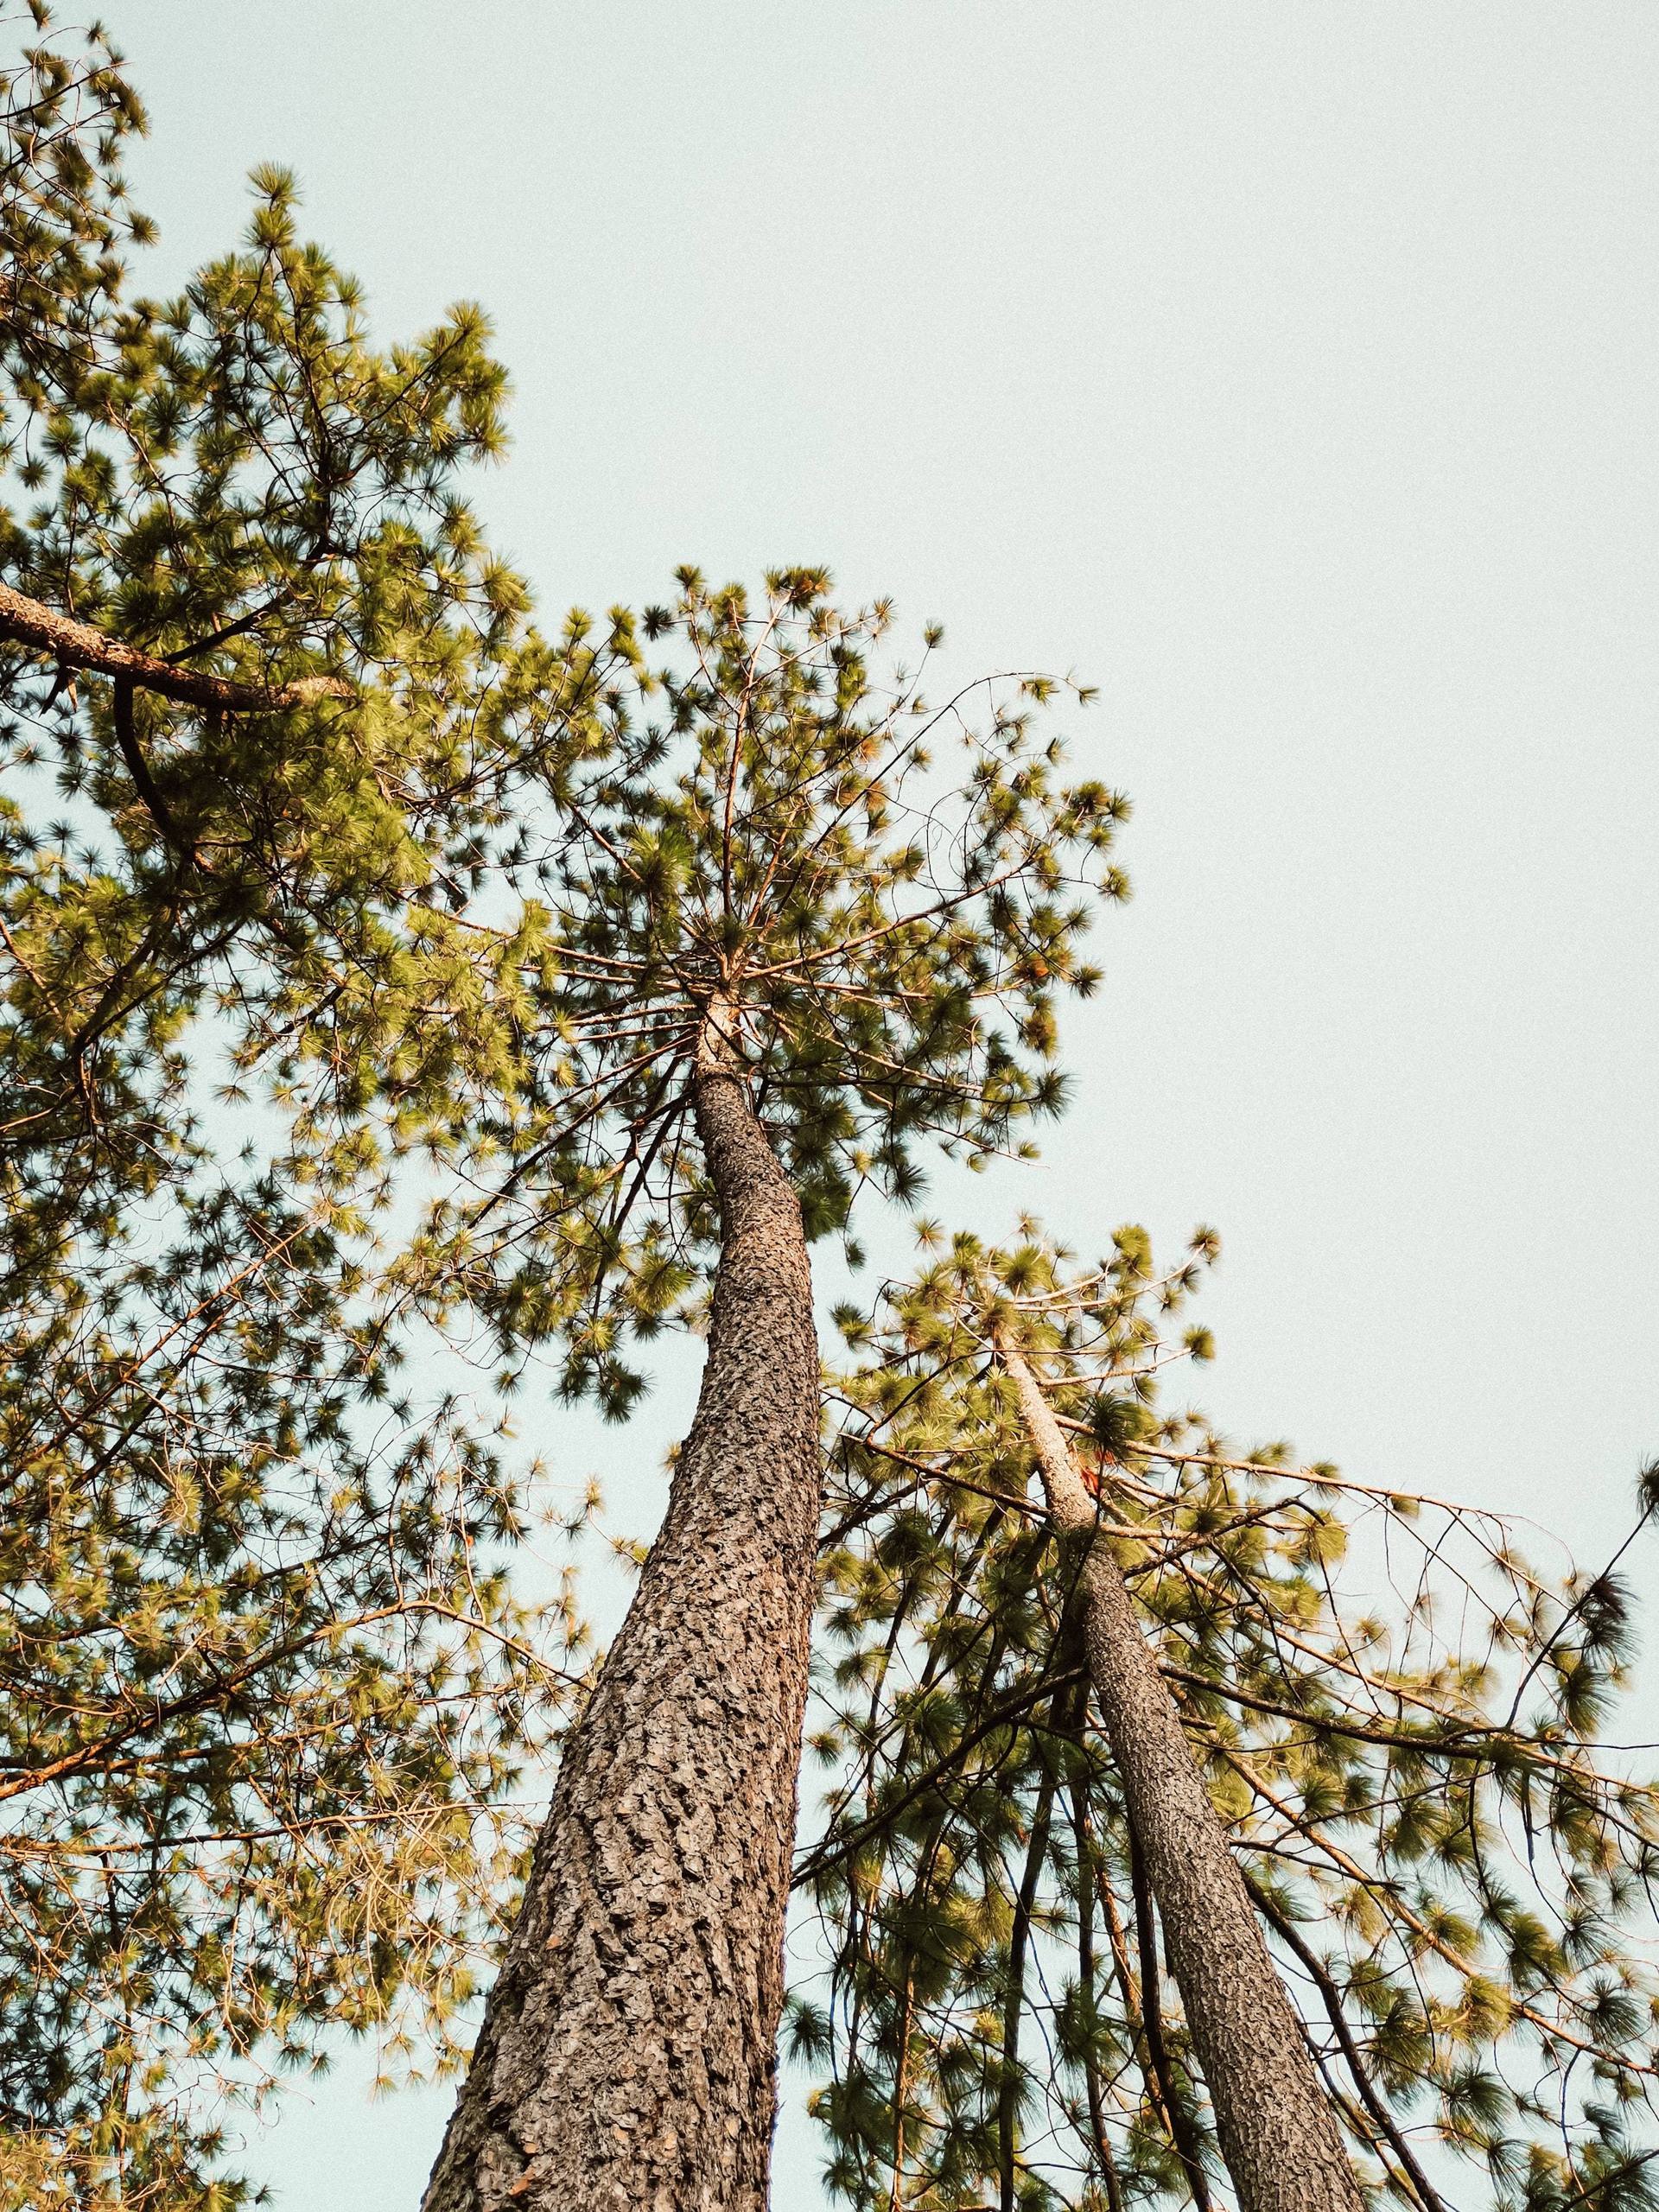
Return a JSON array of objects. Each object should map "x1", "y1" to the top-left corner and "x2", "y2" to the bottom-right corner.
[{"x1": 455, "y1": 567, "x2": 1128, "y2": 1408}]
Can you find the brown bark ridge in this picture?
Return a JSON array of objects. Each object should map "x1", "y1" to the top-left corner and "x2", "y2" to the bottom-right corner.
[
  {"x1": 0, "y1": 581, "x2": 350, "y2": 711},
  {"x1": 1000, "y1": 1341, "x2": 1366, "y2": 2212},
  {"x1": 423, "y1": 1020, "x2": 823, "y2": 2212}
]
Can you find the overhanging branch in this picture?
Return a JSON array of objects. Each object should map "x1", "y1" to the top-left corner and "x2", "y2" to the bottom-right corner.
[{"x1": 0, "y1": 581, "x2": 353, "y2": 713}]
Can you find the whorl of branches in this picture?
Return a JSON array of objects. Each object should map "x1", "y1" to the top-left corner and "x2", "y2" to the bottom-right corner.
[{"x1": 422, "y1": 569, "x2": 1128, "y2": 1414}]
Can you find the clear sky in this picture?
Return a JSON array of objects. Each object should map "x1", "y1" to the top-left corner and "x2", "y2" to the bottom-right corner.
[{"x1": 96, "y1": 3, "x2": 1659, "y2": 2204}]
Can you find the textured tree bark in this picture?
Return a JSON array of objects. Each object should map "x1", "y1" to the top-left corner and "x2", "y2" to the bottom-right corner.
[
  {"x1": 423, "y1": 1045, "x2": 822, "y2": 2212},
  {"x1": 1000, "y1": 1344, "x2": 1365, "y2": 2212},
  {"x1": 0, "y1": 580, "x2": 349, "y2": 710}
]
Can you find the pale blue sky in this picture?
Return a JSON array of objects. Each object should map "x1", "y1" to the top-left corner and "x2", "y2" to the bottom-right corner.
[{"x1": 97, "y1": 4, "x2": 1659, "y2": 2204}]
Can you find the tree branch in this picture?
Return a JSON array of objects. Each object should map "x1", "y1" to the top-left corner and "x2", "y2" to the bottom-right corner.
[
  {"x1": 1244, "y1": 1872, "x2": 1450, "y2": 2212},
  {"x1": 0, "y1": 581, "x2": 351, "y2": 712}
]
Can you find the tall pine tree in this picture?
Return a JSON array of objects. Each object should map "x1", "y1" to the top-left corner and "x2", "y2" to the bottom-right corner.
[{"x1": 423, "y1": 575, "x2": 1125, "y2": 2212}]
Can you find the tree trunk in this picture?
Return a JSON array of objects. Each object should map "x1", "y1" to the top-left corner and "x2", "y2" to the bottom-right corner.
[
  {"x1": 424, "y1": 1049, "x2": 822, "y2": 2212},
  {"x1": 1000, "y1": 1343, "x2": 1365, "y2": 2212}
]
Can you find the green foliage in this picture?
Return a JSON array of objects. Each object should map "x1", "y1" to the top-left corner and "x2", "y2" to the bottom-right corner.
[
  {"x1": 12, "y1": 22, "x2": 1653, "y2": 2212},
  {"x1": 0, "y1": 0, "x2": 150, "y2": 477},
  {"x1": 803, "y1": 1224, "x2": 1659, "y2": 2209},
  {"x1": 0, "y1": 1172, "x2": 589, "y2": 2212},
  {"x1": 0, "y1": 16, "x2": 595, "y2": 2201},
  {"x1": 2, "y1": 22, "x2": 1129, "y2": 2189},
  {"x1": 427, "y1": 568, "x2": 1127, "y2": 1411},
  {"x1": 2, "y1": 136, "x2": 538, "y2": 1207}
]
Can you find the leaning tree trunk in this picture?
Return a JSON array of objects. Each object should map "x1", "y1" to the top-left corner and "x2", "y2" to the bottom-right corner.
[
  {"x1": 424, "y1": 1043, "x2": 822, "y2": 2212},
  {"x1": 1000, "y1": 1343, "x2": 1365, "y2": 2212}
]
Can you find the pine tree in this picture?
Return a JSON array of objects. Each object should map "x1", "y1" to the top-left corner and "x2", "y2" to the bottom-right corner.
[
  {"x1": 804, "y1": 1224, "x2": 1659, "y2": 2210},
  {"x1": 423, "y1": 575, "x2": 1126, "y2": 2212},
  {"x1": 2, "y1": 16, "x2": 600, "y2": 2200},
  {"x1": 19, "y1": 26, "x2": 1646, "y2": 2212}
]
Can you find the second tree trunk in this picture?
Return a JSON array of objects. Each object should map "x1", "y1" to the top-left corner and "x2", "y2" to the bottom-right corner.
[{"x1": 1001, "y1": 1343, "x2": 1365, "y2": 2212}]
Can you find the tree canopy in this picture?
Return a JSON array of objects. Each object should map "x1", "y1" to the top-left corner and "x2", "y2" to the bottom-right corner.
[
  {"x1": 412, "y1": 565, "x2": 1126, "y2": 1414},
  {"x1": 4, "y1": 12, "x2": 1657, "y2": 2212}
]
